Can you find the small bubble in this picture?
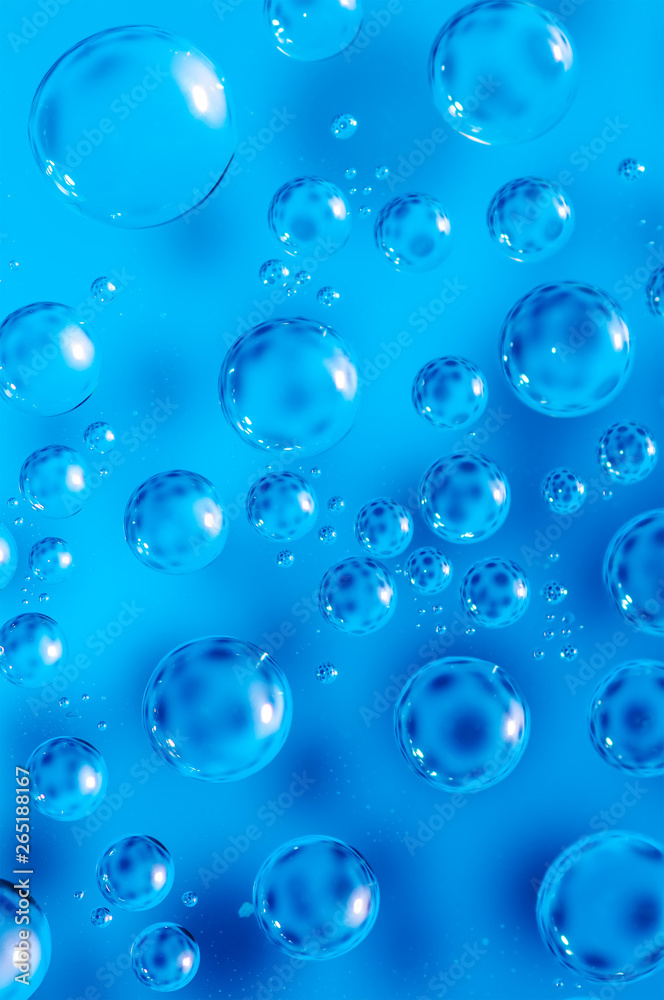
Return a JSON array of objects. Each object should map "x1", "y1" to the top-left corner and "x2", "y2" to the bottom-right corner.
[
  {"x1": 21, "y1": 599, "x2": 28, "y2": 605},
  {"x1": 84, "y1": 421, "x2": 116, "y2": 453},
  {"x1": 375, "y1": 165, "x2": 389, "y2": 180},
  {"x1": 359, "y1": 206, "x2": 371, "y2": 216},
  {"x1": 310, "y1": 468, "x2": 321, "y2": 478},
  {"x1": 331, "y1": 114, "x2": 358, "y2": 140},
  {"x1": 59, "y1": 697, "x2": 69, "y2": 708},
  {"x1": 259, "y1": 259, "x2": 290, "y2": 287},
  {"x1": 277, "y1": 550, "x2": 294, "y2": 568},
  {"x1": 543, "y1": 630, "x2": 555, "y2": 641},
  {"x1": 90, "y1": 907, "x2": 112, "y2": 927},
  {"x1": 74, "y1": 890, "x2": 84, "y2": 900},
  {"x1": 432, "y1": 605, "x2": 442, "y2": 614},
  {"x1": 316, "y1": 661, "x2": 338, "y2": 684},
  {"x1": 560, "y1": 645, "x2": 578, "y2": 661},
  {"x1": 327, "y1": 496, "x2": 344, "y2": 513},
  {"x1": 362, "y1": 186, "x2": 372, "y2": 195},
  {"x1": 465, "y1": 627, "x2": 475, "y2": 635},
  {"x1": 418, "y1": 608, "x2": 426, "y2": 615},
  {"x1": 9, "y1": 260, "x2": 19, "y2": 270},
  {"x1": 344, "y1": 167, "x2": 357, "y2": 180},
  {"x1": 542, "y1": 581, "x2": 568, "y2": 604},
  {"x1": 618, "y1": 158, "x2": 645, "y2": 181},
  {"x1": 548, "y1": 552, "x2": 559, "y2": 563},
  {"x1": 7, "y1": 498, "x2": 18, "y2": 507},
  {"x1": 81, "y1": 693, "x2": 89, "y2": 701},
  {"x1": 317, "y1": 286, "x2": 340, "y2": 307},
  {"x1": 554, "y1": 982, "x2": 564, "y2": 992},
  {"x1": 14, "y1": 517, "x2": 23, "y2": 526},
  {"x1": 293, "y1": 268, "x2": 311, "y2": 287},
  {"x1": 98, "y1": 467, "x2": 109, "y2": 477},
  {"x1": 348, "y1": 187, "x2": 357, "y2": 195},
  {"x1": 318, "y1": 525, "x2": 337, "y2": 544},
  {"x1": 39, "y1": 593, "x2": 49, "y2": 603},
  {"x1": 90, "y1": 276, "x2": 116, "y2": 303},
  {"x1": 97, "y1": 721, "x2": 107, "y2": 730},
  {"x1": 182, "y1": 891, "x2": 198, "y2": 907},
  {"x1": 238, "y1": 902, "x2": 254, "y2": 918},
  {"x1": 602, "y1": 488, "x2": 613, "y2": 500},
  {"x1": 435, "y1": 624, "x2": 447, "y2": 634},
  {"x1": 533, "y1": 649, "x2": 544, "y2": 660}
]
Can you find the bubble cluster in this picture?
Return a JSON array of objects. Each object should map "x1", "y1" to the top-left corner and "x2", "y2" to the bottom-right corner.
[
  {"x1": 143, "y1": 636, "x2": 292, "y2": 782},
  {"x1": 0, "y1": 613, "x2": 67, "y2": 687},
  {"x1": 537, "y1": 832, "x2": 664, "y2": 983},
  {"x1": 589, "y1": 660, "x2": 664, "y2": 776},
  {"x1": 419, "y1": 452, "x2": 510, "y2": 543},
  {"x1": 319, "y1": 556, "x2": 396, "y2": 634},
  {"x1": 541, "y1": 468, "x2": 586, "y2": 513},
  {"x1": 0, "y1": 524, "x2": 18, "y2": 591},
  {"x1": 253, "y1": 835, "x2": 379, "y2": 959},
  {"x1": 265, "y1": 0, "x2": 363, "y2": 61},
  {"x1": 394, "y1": 657, "x2": 529, "y2": 792},
  {"x1": 20, "y1": 445, "x2": 89, "y2": 518},
  {"x1": 29, "y1": 26, "x2": 235, "y2": 228},
  {"x1": 355, "y1": 498, "x2": 413, "y2": 557},
  {"x1": 597, "y1": 422, "x2": 657, "y2": 483},
  {"x1": 220, "y1": 318, "x2": 359, "y2": 455},
  {"x1": 405, "y1": 547, "x2": 452, "y2": 595},
  {"x1": 28, "y1": 737, "x2": 107, "y2": 820},
  {"x1": 374, "y1": 194, "x2": 452, "y2": 271},
  {"x1": 330, "y1": 113, "x2": 358, "y2": 139},
  {"x1": 429, "y1": 0, "x2": 577, "y2": 145},
  {"x1": 124, "y1": 470, "x2": 228, "y2": 574},
  {"x1": 460, "y1": 558, "x2": 529, "y2": 628},
  {"x1": 28, "y1": 538, "x2": 74, "y2": 583},
  {"x1": 268, "y1": 177, "x2": 350, "y2": 256},
  {"x1": 0, "y1": 303, "x2": 100, "y2": 416},
  {"x1": 246, "y1": 471, "x2": 317, "y2": 541},
  {"x1": 131, "y1": 923, "x2": 200, "y2": 991},
  {"x1": 412, "y1": 357, "x2": 487, "y2": 429},
  {"x1": 604, "y1": 510, "x2": 664, "y2": 635},
  {"x1": 501, "y1": 283, "x2": 631, "y2": 416},
  {"x1": 84, "y1": 421, "x2": 115, "y2": 453},
  {"x1": 96, "y1": 836, "x2": 174, "y2": 911},
  {"x1": 487, "y1": 177, "x2": 574, "y2": 262},
  {"x1": 0, "y1": 879, "x2": 51, "y2": 999}
]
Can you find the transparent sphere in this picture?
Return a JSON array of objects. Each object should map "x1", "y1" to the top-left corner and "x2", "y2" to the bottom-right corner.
[
  {"x1": 419, "y1": 452, "x2": 510, "y2": 543},
  {"x1": 0, "y1": 613, "x2": 67, "y2": 688},
  {"x1": 0, "y1": 303, "x2": 100, "y2": 415},
  {"x1": 597, "y1": 422, "x2": 657, "y2": 483},
  {"x1": 541, "y1": 467, "x2": 586, "y2": 513},
  {"x1": 589, "y1": 661, "x2": 664, "y2": 777},
  {"x1": 394, "y1": 657, "x2": 529, "y2": 791},
  {"x1": 27, "y1": 737, "x2": 107, "y2": 820},
  {"x1": 246, "y1": 471, "x2": 317, "y2": 541},
  {"x1": 355, "y1": 498, "x2": 413, "y2": 557},
  {"x1": 542, "y1": 581, "x2": 567, "y2": 604},
  {"x1": 429, "y1": 0, "x2": 577, "y2": 145},
  {"x1": 91, "y1": 907, "x2": 112, "y2": 927},
  {"x1": 277, "y1": 550, "x2": 294, "y2": 568},
  {"x1": 617, "y1": 158, "x2": 644, "y2": 181},
  {"x1": 412, "y1": 356, "x2": 487, "y2": 429},
  {"x1": 28, "y1": 538, "x2": 74, "y2": 583},
  {"x1": 90, "y1": 277, "x2": 116, "y2": 303},
  {"x1": 182, "y1": 891, "x2": 198, "y2": 907},
  {"x1": 131, "y1": 923, "x2": 199, "y2": 992},
  {"x1": 220, "y1": 317, "x2": 360, "y2": 455},
  {"x1": 29, "y1": 26, "x2": 235, "y2": 228},
  {"x1": 316, "y1": 661, "x2": 338, "y2": 684},
  {"x1": 84, "y1": 421, "x2": 116, "y2": 453},
  {"x1": 124, "y1": 470, "x2": 229, "y2": 574},
  {"x1": 253, "y1": 836, "x2": 379, "y2": 959},
  {"x1": 487, "y1": 177, "x2": 574, "y2": 261},
  {"x1": 265, "y1": 0, "x2": 363, "y2": 61},
  {"x1": 259, "y1": 259, "x2": 290, "y2": 288},
  {"x1": 646, "y1": 266, "x2": 664, "y2": 317},
  {"x1": 537, "y1": 832, "x2": 664, "y2": 983},
  {"x1": 19, "y1": 445, "x2": 89, "y2": 518},
  {"x1": 500, "y1": 282, "x2": 632, "y2": 417},
  {"x1": 143, "y1": 636, "x2": 292, "y2": 782},
  {"x1": 460, "y1": 558, "x2": 530, "y2": 628},
  {"x1": 97, "y1": 835, "x2": 174, "y2": 911},
  {"x1": 0, "y1": 524, "x2": 18, "y2": 591},
  {"x1": 604, "y1": 510, "x2": 664, "y2": 635},
  {"x1": 331, "y1": 113, "x2": 358, "y2": 139},
  {"x1": 268, "y1": 177, "x2": 350, "y2": 256},
  {"x1": 374, "y1": 194, "x2": 452, "y2": 272},
  {"x1": 405, "y1": 546, "x2": 452, "y2": 595},
  {"x1": 319, "y1": 556, "x2": 397, "y2": 634},
  {"x1": 0, "y1": 879, "x2": 51, "y2": 999}
]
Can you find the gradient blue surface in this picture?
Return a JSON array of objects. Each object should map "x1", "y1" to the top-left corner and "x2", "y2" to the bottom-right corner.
[{"x1": 0, "y1": 1, "x2": 663, "y2": 998}]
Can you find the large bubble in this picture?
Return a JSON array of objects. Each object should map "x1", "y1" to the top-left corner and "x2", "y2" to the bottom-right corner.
[
  {"x1": 429, "y1": 1, "x2": 577, "y2": 145},
  {"x1": 0, "y1": 303, "x2": 100, "y2": 415},
  {"x1": 0, "y1": 524, "x2": 18, "y2": 591},
  {"x1": 597, "y1": 422, "x2": 658, "y2": 484},
  {"x1": 537, "y1": 832, "x2": 664, "y2": 983},
  {"x1": 265, "y1": 0, "x2": 363, "y2": 61},
  {"x1": 405, "y1": 546, "x2": 452, "y2": 595},
  {"x1": 354, "y1": 498, "x2": 413, "y2": 557},
  {"x1": 124, "y1": 470, "x2": 229, "y2": 574},
  {"x1": 319, "y1": 556, "x2": 397, "y2": 634},
  {"x1": 374, "y1": 194, "x2": 452, "y2": 272},
  {"x1": 27, "y1": 737, "x2": 107, "y2": 820},
  {"x1": 97, "y1": 836, "x2": 174, "y2": 911},
  {"x1": 487, "y1": 177, "x2": 574, "y2": 261},
  {"x1": 28, "y1": 537, "x2": 74, "y2": 583},
  {"x1": 603, "y1": 510, "x2": 664, "y2": 635},
  {"x1": 28, "y1": 26, "x2": 235, "y2": 228},
  {"x1": 220, "y1": 318, "x2": 360, "y2": 455},
  {"x1": 394, "y1": 657, "x2": 529, "y2": 792},
  {"x1": 412, "y1": 356, "x2": 487, "y2": 429},
  {"x1": 0, "y1": 613, "x2": 67, "y2": 688},
  {"x1": 253, "y1": 836, "x2": 379, "y2": 959},
  {"x1": 460, "y1": 557, "x2": 529, "y2": 628},
  {"x1": 19, "y1": 445, "x2": 90, "y2": 518},
  {"x1": 0, "y1": 879, "x2": 51, "y2": 999},
  {"x1": 246, "y1": 471, "x2": 317, "y2": 541},
  {"x1": 143, "y1": 637, "x2": 292, "y2": 782},
  {"x1": 589, "y1": 660, "x2": 664, "y2": 777},
  {"x1": 500, "y1": 282, "x2": 632, "y2": 417},
  {"x1": 268, "y1": 177, "x2": 350, "y2": 256},
  {"x1": 419, "y1": 452, "x2": 510, "y2": 543},
  {"x1": 131, "y1": 923, "x2": 199, "y2": 992}
]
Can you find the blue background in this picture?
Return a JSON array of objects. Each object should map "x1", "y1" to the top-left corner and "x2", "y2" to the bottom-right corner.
[{"x1": 0, "y1": 0, "x2": 663, "y2": 998}]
